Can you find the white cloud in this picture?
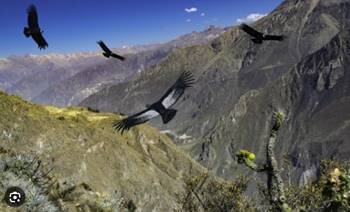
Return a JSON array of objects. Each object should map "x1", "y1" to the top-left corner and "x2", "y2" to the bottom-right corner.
[
  {"x1": 186, "y1": 19, "x2": 191, "y2": 22},
  {"x1": 236, "y1": 13, "x2": 267, "y2": 23},
  {"x1": 185, "y1": 7, "x2": 198, "y2": 13},
  {"x1": 200, "y1": 12, "x2": 205, "y2": 16}
]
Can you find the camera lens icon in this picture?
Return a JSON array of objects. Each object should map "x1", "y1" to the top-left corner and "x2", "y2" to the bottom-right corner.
[{"x1": 4, "y1": 186, "x2": 26, "y2": 207}]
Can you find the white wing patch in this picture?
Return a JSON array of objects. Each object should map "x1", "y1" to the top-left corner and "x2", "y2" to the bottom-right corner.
[
  {"x1": 161, "y1": 89, "x2": 177, "y2": 108},
  {"x1": 138, "y1": 109, "x2": 159, "y2": 120}
]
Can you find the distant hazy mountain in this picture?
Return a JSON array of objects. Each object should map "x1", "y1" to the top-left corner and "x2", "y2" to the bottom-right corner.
[
  {"x1": 81, "y1": 0, "x2": 350, "y2": 185},
  {"x1": 1, "y1": 53, "x2": 104, "y2": 100},
  {"x1": 0, "y1": 25, "x2": 226, "y2": 106}
]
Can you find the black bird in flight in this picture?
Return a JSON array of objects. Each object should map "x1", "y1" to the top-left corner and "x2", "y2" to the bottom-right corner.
[
  {"x1": 97, "y1": 40, "x2": 125, "y2": 61},
  {"x1": 239, "y1": 23, "x2": 284, "y2": 44},
  {"x1": 113, "y1": 71, "x2": 195, "y2": 134},
  {"x1": 23, "y1": 5, "x2": 48, "y2": 49}
]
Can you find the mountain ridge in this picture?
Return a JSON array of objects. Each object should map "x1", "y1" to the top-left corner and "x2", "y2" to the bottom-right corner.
[{"x1": 1, "y1": 26, "x2": 226, "y2": 107}]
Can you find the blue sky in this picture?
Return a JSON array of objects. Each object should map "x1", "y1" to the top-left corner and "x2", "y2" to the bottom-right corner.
[{"x1": 0, "y1": 0, "x2": 283, "y2": 58}]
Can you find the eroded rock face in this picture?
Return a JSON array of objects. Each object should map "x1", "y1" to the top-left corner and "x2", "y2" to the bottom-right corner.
[
  {"x1": 200, "y1": 33, "x2": 349, "y2": 184},
  {"x1": 80, "y1": 0, "x2": 350, "y2": 184},
  {"x1": 0, "y1": 92, "x2": 205, "y2": 211}
]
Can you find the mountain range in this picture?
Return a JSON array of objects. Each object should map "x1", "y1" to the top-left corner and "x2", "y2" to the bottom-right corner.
[
  {"x1": 1, "y1": 0, "x2": 349, "y2": 208},
  {"x1": 81, "y1": 0, "x2": 350, "y2": 185},
  {"x1": 0, "y1": 25, "x2": 226, "y2": 107}
]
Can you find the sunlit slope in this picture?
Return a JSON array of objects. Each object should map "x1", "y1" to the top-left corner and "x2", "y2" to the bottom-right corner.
[{"x1": 0, "y1": 91, "x2": 205, "y2": 211}]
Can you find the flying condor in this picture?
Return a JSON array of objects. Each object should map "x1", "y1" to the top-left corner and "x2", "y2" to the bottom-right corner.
[
  {"x1": 23, "y1": 5, "x2": 48, "y2": 49},
  {"x1": 239, "y1": 23, "x2": 285, "y2": 44},
  {"x1": 97, "y1": 40, "x2": 125, "y2": 61},
  {"x1": 113, "y1": 71, "x2": 195, "y2": 134}
]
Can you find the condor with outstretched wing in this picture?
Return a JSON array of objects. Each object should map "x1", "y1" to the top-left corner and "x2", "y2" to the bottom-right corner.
[
  {"x1": 98, "y1": 40, "x2": 125, "y2": 61},
  {"x1": 240, "y1": 23, "x2": 284, "y2": 44},
  {"x1": 113, "y1": 71, "x2": 195, "y2": 134},
  {"x1": 23, "y1": 5, "x2": 48, "y2": 49}
]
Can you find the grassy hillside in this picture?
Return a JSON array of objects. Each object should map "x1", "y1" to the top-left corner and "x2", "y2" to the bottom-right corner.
[{"x1": 0, "y1": 91, "x2": 206, "y2": 211}]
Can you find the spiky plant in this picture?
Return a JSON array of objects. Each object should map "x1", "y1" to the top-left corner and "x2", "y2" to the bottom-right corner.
[{"x1": 0, "y1": 150, "x2": 59, "y2": 211}]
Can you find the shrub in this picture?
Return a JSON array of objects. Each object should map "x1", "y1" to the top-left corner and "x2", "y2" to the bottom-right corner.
[
  {"x1": 177, "y1": 172, "x2": 257, "y2": 211},
  {"x1": 284, "y1": 160, "x2": 350, "y2": 211}
]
